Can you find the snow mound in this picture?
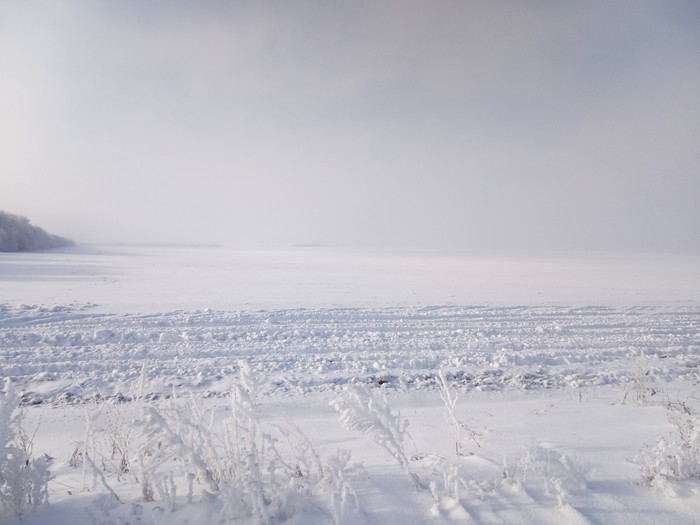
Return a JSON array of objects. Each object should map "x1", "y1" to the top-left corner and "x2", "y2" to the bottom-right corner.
[{"x1": 0, "y1": 211, "x2": 74, "y2": 252}]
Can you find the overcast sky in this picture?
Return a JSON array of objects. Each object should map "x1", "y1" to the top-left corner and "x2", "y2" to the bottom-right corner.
[{"x1": 2, "y1": 1, "x2": 699, "y2": 253}]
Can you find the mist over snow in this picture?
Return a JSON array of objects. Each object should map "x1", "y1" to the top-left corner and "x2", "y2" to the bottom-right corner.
[
  {"x1": 1, "y1": 1, "x2": 699, "y2": 253},
  {"x1": 0, "y1": 211, "x2": 74, "y2": 252}
]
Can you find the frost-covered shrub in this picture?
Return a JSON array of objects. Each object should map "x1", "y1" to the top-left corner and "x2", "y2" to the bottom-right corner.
[
  {"x1": 135, "y1": 397, "x2": 220, "y2": 506},
  {"x1": 622, "y1": 356, "x2": 659, "y2": 405},
  {"x1": 0, "y1": 210, "x2": 73, "y2": 252},
  {"x1": 509, "y1": 445, "x2": 591, "y2": 506},
  {"x1": 635, "y1": 401, "x2": 700, "y2": 494},
  {"x1": 0, "y1": 379, "x2": 50, "y2": 517},
  {"x1": 86, "y1": 362, "x2": 361, "y2": 524},
  {"x1": 331, "y1": 384, "x2": 420, "y2": 489},
  {"x1": 436, "y1": 370, "x2": 481, "y2": 455}
]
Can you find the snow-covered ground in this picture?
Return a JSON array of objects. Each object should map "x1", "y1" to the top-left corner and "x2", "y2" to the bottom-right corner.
[{"x1": 1, "y1": 245, "x2": 699, "y2": 524}]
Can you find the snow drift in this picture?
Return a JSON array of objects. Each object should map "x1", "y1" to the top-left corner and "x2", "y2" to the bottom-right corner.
[{"x1": 0, "y1": 211, "x2": 74, "y2": 252}]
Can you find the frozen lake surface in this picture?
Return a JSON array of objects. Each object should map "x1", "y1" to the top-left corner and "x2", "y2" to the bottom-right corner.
[{"x1": 1, "y1": 245, "x2": 699, "y2": 311}]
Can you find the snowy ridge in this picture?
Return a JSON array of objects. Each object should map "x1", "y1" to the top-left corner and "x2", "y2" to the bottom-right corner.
[{"x1": 3, "y1": 303, "x2": 698, "y2": 406}]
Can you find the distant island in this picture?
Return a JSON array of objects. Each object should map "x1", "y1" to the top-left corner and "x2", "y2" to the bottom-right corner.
[{"x1": 0, "y1": 210, "x2": 74, "y2": 252}]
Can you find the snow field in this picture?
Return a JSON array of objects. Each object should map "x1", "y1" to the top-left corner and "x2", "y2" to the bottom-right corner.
[
  {"x1": 2, "y1": 246, "x2": 700, "y2": 524},
  {"x1": 2, "y1": 302, "x2": 700, "y2": 524}
]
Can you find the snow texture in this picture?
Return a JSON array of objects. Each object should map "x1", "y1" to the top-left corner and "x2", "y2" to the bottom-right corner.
[
  {"x1": 1, "y1": 246, "x2": 699, "y2": 524},
  {"x1": 1, "y1": 303, "x2": 698, "y2": 406}
]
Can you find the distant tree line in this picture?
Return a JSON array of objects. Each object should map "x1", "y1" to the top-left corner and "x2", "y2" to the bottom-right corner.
[{"x1": 0, "y1": 211, "x2": 74, "y2": 252}]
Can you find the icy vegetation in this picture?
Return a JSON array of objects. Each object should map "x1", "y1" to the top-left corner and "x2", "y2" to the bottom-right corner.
[
  {"x1": 0, "y1": 211, "x2": 73, "y2": 252},
  {"x1": 0, "y1": 380, "x2": 50, "y2": 517}
]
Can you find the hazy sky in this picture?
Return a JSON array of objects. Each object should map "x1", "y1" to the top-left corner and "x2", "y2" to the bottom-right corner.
[{"x1": 2, "y1": 1, "x2": 699, "y2": 253}]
